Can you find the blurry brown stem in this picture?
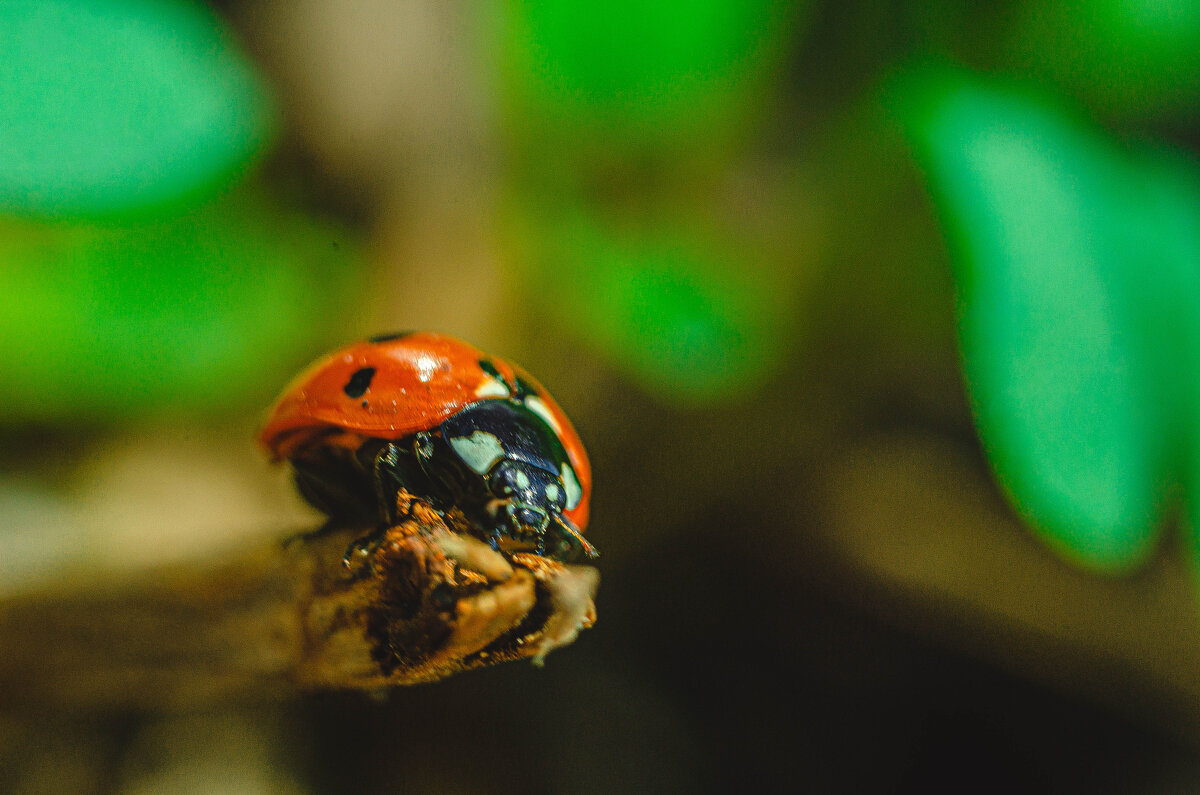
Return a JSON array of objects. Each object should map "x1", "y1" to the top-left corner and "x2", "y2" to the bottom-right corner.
[{"x1": 0, "y1": 499, "x2": 597, "y2": 711}]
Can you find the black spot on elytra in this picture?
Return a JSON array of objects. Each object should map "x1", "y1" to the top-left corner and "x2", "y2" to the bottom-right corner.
[
  {"x1": 479, "y1": 357, "x2": 519, "y2": 396},
  {"x1": 344, "y1": 367, "x2": 376, "y2": 398},
  {"x1": 368, "y1": 330, "x2": 415, "y2": 343},
  {"x1": 514, "y1": 376, "x2": 539, "y2": 398},
  {"x1": 478, "y1": 358, "x2": 504, "y2": 381}
]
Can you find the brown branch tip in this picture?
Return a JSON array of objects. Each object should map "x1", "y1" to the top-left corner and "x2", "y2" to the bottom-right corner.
[{"x1": 293, "y1": 493, "x2": 599, "y2": 692}]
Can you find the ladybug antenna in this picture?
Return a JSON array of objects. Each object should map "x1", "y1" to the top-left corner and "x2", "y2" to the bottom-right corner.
[{"x1": 552, "y1": 514, "x2": 599, "y2": 559}]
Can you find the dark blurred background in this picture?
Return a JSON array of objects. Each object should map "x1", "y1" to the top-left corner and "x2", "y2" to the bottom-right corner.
[{"x1": 4, "y1": 0, "x2": 1200, "y2": 791}]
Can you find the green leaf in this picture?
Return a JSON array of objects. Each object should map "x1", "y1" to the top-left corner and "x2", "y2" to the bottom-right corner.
[
  {"x1": 896, "y1": 67, "x2": 1200, "y2": 572},
  {"x1": 504, "y1": 197, "x2": 792, "y2": 404},
  {"x1": 0, "y1": 185, "x2": 361, "y2": 422},
  {"x1": 496, "y1": 0, "x2": 799, "y2": 146},
  {"x1": 1012, "y1": 0, "x2": 1200, "y2": 118},
  {"x1": 0, "y1": 0, "x2": 274, "y2": 218}
]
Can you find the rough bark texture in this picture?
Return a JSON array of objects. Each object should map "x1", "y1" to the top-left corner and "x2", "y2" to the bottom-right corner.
[{"x1": 0, "y1": 494, "x2": 598, "y2": 712}]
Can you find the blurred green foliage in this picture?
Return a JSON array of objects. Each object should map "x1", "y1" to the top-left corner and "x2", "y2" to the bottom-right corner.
[
  {"x1": 0, "y1": 1, "x2": 355, "y2": 425},
  {"x1": 496, "y1": 0, "x2": 799, "y2": 147},
  {"x1": 0, "y1": 0, "x2": 273, "y2": 218},
  {"x1": 496, "y1": 0, "x2": 803, "y2": 404},
  {"x1": 897, "y1": 67, "x2": 1200, "y2": 571},
  {"x1": 0, "y1": 186, "x2": 360, "y2": 422},
  {"x1": 504, "y1": 201, "x2": 793, "y2": 403},
  {"x1": 1012, "y1": 0, "x2": 1200, "y2": 118}
]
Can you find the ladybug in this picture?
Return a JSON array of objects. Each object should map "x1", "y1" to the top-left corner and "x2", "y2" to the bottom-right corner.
[{"x1": 260, "y1": 331, "x2": 596, "y2": 561}]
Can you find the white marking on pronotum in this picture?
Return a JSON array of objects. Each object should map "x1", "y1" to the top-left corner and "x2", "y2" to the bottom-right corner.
[
  {"x1": 561, "y1": 463, "x2": 581, "y2": 509},
  {"x1": 523, "y1": 395, "x2": 562, "y2": 434},
  {"x1": 474, "y1": 377, "x2": 510, "y2": 399},
  {"x1": 544, "y1": 483, "x2": 560, "y2": 503},
  {"x1": 513, "y1": 469, "x2": 531, "y2": 489},
  {"x1": 450, "y1": 431, "x2": 505, "y2": 474}
]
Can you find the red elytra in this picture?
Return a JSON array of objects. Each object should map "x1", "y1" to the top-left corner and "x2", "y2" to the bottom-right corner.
[{"x1": 259, "y1": 331, "x2": 592, "y2": 531}]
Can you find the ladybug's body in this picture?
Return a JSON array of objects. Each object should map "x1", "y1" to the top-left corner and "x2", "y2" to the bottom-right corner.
[{"x1": 260, "y1": 332, "x2": 595, "y2": 560}]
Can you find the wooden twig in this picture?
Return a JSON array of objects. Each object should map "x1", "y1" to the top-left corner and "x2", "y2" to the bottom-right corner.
[{"x1": 0, "y1": 495, "x2": 598, "y2": 711}]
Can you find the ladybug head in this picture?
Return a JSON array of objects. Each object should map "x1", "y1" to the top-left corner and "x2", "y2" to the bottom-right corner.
[
  {"x1": 487, "y1": 460, "x2": 596, "y2": 560},
  {"x1": 441, "y1": 400, "x2": 597, "y2": 560},
  {"x1": 490, "y1": 460, "x2": 563, "y2": 536}
]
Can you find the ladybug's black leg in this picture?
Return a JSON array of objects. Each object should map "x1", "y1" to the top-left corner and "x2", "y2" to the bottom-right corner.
[
  {"x1": 410, "y1": 431, "x2": 467, "y2": 509},
  {"x1": 413, "y1": 430, "x2": 436, "y2": 465},
  {"x1": 343, "y1": 441, "x2": 429, "y2": 569},
  {"x1": 368, "y1": 438, "x2": 450, "y2": 520},
  {"x1": 371, "y1": 443, "x2": 409, "y2": 525}
]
